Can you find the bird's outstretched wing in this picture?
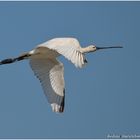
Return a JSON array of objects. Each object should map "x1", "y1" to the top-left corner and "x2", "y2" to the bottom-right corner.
[
  {"x1": 38, "y1": 38, "x2": 87, "y2": 68},
  {"x1": 30, "y1": 56, "x2": 65, "y2": 113}
]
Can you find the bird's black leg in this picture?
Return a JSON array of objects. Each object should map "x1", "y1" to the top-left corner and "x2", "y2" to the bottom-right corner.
[
  {"x1": 16, "y1": 53, "x2": 31, "y2": 61},
  {"x1": 0, "y1": 58, "x2": 17, "y2": 65},
  {"x1": 0, "y1": 53, "x2": 31, "y2": 65}
]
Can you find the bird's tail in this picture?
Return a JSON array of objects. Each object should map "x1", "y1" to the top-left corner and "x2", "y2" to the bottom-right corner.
[{"x1": 0, "y1": 52, "x2": 31, "y2": 65}]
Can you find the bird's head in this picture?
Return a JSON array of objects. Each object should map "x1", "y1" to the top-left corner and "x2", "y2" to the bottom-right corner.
[
  {"x1": 81, "y1": 45, "x2": 123, "y2": 54},
  {"x1": 87, "y1": 45, "x2": 97, "y2": 52},
  {"x1": 90, "y1": 45, "x2": 123, "y2": 52}
]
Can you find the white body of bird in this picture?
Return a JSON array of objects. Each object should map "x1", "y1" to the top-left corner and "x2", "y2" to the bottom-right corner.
[{"x1": 0, "y1": 37, "x2": 122, "y2": 113}]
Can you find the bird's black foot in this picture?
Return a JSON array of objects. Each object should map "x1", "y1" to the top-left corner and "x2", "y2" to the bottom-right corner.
[{"x1": 0, "y1": 58, "x2": 17, "y2": 65}]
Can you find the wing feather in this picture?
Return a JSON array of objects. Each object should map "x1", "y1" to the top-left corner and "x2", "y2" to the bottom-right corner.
[
  {"x1": 38, "y1": 38, "x2": 87, "y2": 68},
  {"x1": 30, "y1": 57, "x2": 65, "y2": 113}
]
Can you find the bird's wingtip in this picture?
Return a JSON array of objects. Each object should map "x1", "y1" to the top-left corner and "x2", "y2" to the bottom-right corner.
[{"x1": 51, "y1": 103, "x2": 64, "y2": 113}]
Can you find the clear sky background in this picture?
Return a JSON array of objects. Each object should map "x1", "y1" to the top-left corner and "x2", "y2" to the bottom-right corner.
[{"x1": 0, "y1": 1, "x2": 139, "y2": 139}]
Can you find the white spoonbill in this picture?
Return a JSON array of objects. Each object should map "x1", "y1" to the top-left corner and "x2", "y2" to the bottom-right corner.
[{"x1": 0, "y1": 38, "x2": 122, "y2": 113}]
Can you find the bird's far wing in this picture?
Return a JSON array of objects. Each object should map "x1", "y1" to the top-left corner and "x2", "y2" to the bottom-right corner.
[
  {"x1": 29, "y1": 57, "x2": 65, "y2": 113},
  {"x1": 54, "y1": 45, "x2": 87, "y2": 68},
  {"x1": 38, "y1": 41, "x2": 87, "y2": 68}
]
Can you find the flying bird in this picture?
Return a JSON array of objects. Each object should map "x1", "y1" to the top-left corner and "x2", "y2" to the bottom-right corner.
[{"x1": 0, "y1": 38, "x2": 122, "y2": 113}]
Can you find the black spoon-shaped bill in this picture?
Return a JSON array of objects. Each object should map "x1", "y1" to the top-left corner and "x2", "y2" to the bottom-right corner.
[{"x1": 96, "y1": 46, "x2": 123, "y2": 50}]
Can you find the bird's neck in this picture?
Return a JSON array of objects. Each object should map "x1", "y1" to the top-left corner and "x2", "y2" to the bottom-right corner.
[{"x1": 81, "y1": 45, "x2": 96, "y2": 53}]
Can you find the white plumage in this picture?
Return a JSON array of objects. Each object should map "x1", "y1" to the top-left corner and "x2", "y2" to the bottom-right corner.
[
  {"x1": 0, "y1": 37, "x2": 122, "y2": 113},
  {"x1": 37, "y1": 38, "x2": 86, "y2": 68},
  {"x1": 29, "y1": 38, "x2": 87, "y2": 112},
  {"x1": 30, "y1": 56, "x2": 65, "y2": 112}
]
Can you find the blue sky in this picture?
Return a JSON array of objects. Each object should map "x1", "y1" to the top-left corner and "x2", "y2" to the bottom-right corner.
[{"x1": 0, "y1": 1, "x2": 139, "y2": 139}]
